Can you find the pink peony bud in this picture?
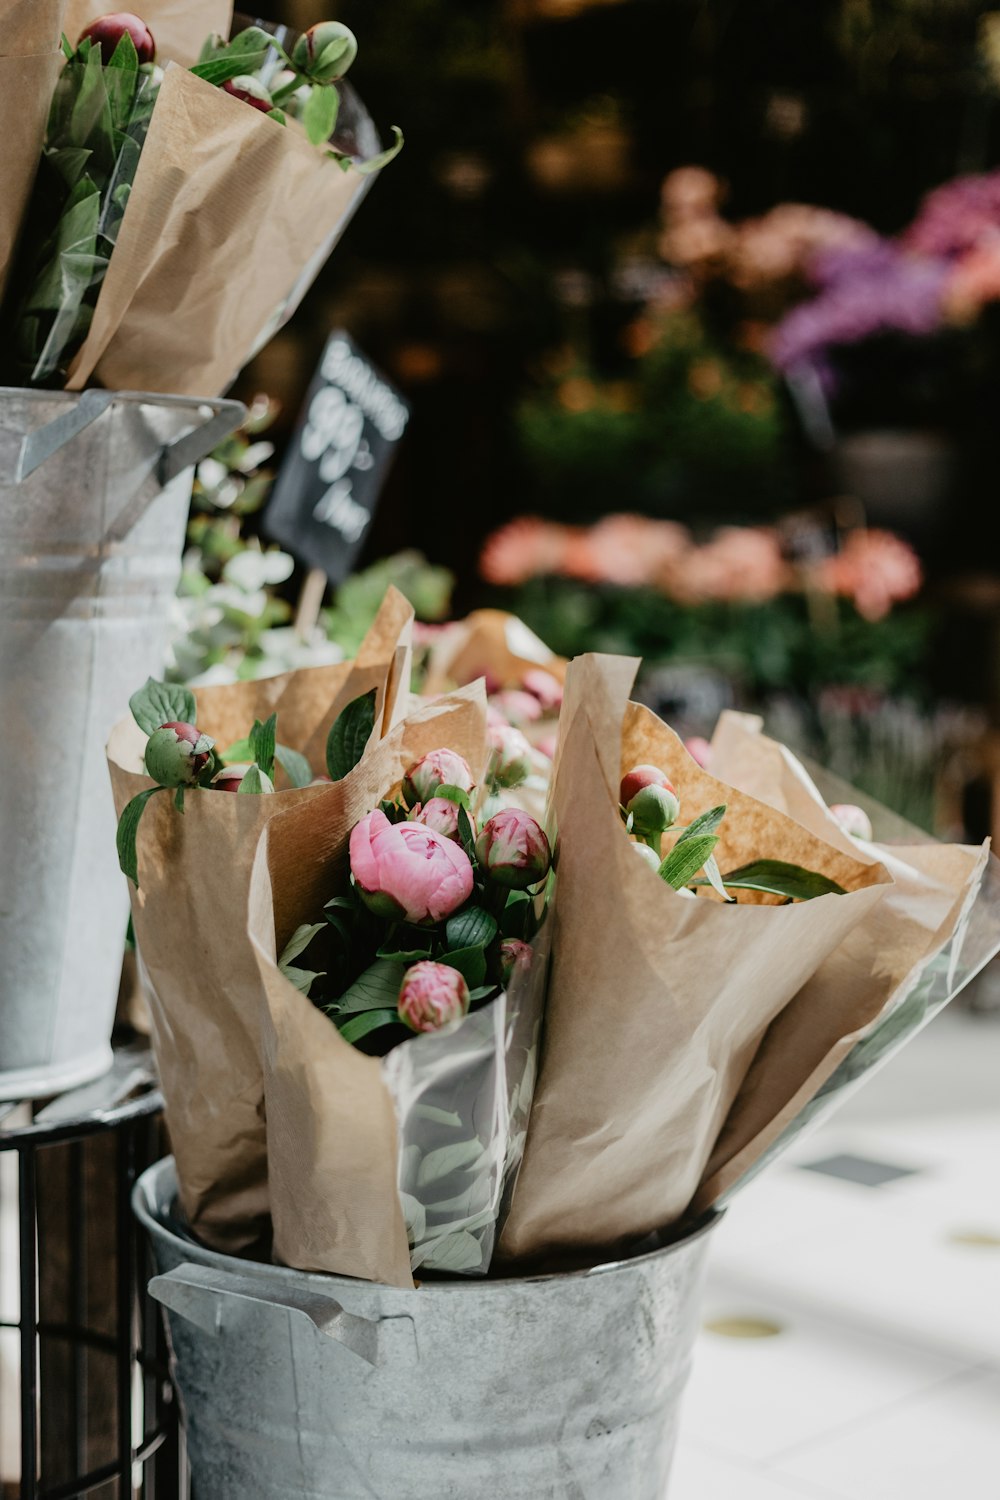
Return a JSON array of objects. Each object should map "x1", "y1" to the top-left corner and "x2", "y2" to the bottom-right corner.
[
  {"x1": 830, "y1": 803, "x2": 873, "y2": 842},
  {"x1": 487, "y1": 724, "x2": 533, "y2": 789},
  {"x1": 223, "y1": 75, "x2": 274, "y2": 112},
  {"x1": 620, "y1": 764, "x2": 675, "y2": 807},
  {"x1": 684, "y1": 736, "x2": 713, "y2": 770},
  {"x1": 402, "y1": 749, "x2": 475, "y2": 809},
  {"x1": 475, "y1": 809, "x2": 551, "y2": 889},
  {"x1": 211, "y1": 763, "x2": 274, "y2": 794},
  {"x1": 397, "y1": 961, "x2": 470, "y2": 1033},
  {"x1": 409, "y1": 797, "x2": 473, "y2": 844},
  {"x1": 290, "y1": 20, "x2": 357, "y2": 82},
  {"x1": 499, "y1": 937, "x2": 532, "y2": 986},
  {"x1": 350, "y1": 809, "x2": 474, "y2": 925},
  {"x1": 79, "y1": 12, "x2": 155, "y2": 64},
  {"x1": 522, "y1": 668, "x2": 564, "y2": 711},
  {"x1": 628, "y1": 783, "x2": 681, "y2": 838},
  {"x1": 144, "y1": 721, "x2": 214, "y2": 787},
  {"x1": 489, "y1": 689, "x2": 543, "y2": 727}
]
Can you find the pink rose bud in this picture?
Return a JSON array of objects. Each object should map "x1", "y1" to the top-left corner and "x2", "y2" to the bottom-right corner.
[
  {"x1": 144, "y1": 721, "x2": 214, "y2": 787},
  {"x1": 291, "y1": 20, "x2": 358, "y2": 82},
  {"x1": 487, "y1": 724, "x2": 533, "y2": 790},
  {"x1": 684, "y1": 736, "x2": 713, "y2": 770},
  {"x1": 211, "y1": 763, "x2": 275, "y2": 794},
  {"x1": 397, "y1": 961, "x2": 470, "y2": 1033},
  {"x1": 489, "y1": 689, "x2": 543, "y2": 727},
  {"x1": 350, "y1": 809, "x2": 474, "y2": 925},
  {"x1": 79, "y1": 12, "x2": 155, "y2": 64},
  {"x1": 402, "y1": 749, "x2": 475, "y2": 809},
  {"x1": 409, "y1": 797, "x2": 473, "y2": 844},
  {"x1": 522, "y1": 668, "x2": 564, "y2": 711},
  {"x1": 475, "y1": 809, "x2": 551, "y2": 889},
  {"x1": 223, "y1": 75, "x2": 274, "y2": 112},
  {"x1": 830, "y1": 803, "x2": 874, "y2": 842},
  {"x1": 499, "y1": 937, "x2": 532, "y2": 986}
]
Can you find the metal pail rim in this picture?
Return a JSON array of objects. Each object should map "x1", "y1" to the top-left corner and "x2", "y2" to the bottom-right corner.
[{"x1": 134, "y1": 1157, "x2": 720, "y2": 1296}]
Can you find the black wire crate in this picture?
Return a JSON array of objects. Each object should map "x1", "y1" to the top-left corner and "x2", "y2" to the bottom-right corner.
[{"x1": 0, "y1": 1046, "x2": 182, "y2": 1500}]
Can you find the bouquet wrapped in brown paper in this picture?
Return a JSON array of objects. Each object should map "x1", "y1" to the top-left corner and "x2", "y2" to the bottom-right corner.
[
  {"x1": 246, "y1": 685, "x2": 550, "y2": 1288},
  {"x1": 3, "y1": 7, "x2": 400, "y2": 391},
  {"x1": 0, "y1": 0, "x2": 69, "y2": 302},
  {"x1": 107, "y1": 587, "x2": 413, "y2": 1254}
]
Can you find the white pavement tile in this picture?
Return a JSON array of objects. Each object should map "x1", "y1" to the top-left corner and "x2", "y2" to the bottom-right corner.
[
  {"x1": 773, "y1": 1367, "x2": 1000, "y2": 1500},
  {"x1": 669, "y1": 1441, "x2": 842, "y2": 1500}
]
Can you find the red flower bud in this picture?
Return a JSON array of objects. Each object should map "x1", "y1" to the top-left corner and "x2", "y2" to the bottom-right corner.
[
  {"x1": 397, "y1": 961, "x2": 470, "y2": 1033},
  {"x1": 222, "y1": 75, "x2": 274, "y2": 112},
  {"x1": 475, "y1": 809, "x2": 551, "y2": 889},
  {"x1": 211, "y1": 763, "x2": 275, "y2": 794},
  {"x1": 402, "y1": 749, "x2": 475, "y2": 809},
  {"x1": 79, "y1": 12, "x2": 156, "y2": 64},
  {"x1": 620, "y1": 764, "x2": 676, "y2": 808},
  {"x1": 144, "y1": 722, "x2": 214, "y2": 787}
]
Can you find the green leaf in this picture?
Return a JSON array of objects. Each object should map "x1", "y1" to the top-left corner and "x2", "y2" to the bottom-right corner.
[
  {"x1": 338, "y1": 958, "x2": 406, "y2": 1011},
  {"x1": 445, "y1": 908, "x2": 497, "y2": 952},
  {"x1": 174, "y1": 786, "x2": 186, "y2": 814},
  {"x1": 249, "y1": 713, "x2": 277, "y2": 779},
  {"x1": 439, "y1": 946, "x2": 487, "y2": 988},
  {"x1": 226, "y1": 25, "x2": 277, "y2": 56},
  {"x1": 416, "y1": 1138, "x2": 484, "y2": 1187},
  {"x1": 412, "y1": 1103, "x2": 463, "y2": 1128},
  {"x1": 266, "y1": 107, "x2": 287, "y2": 125},
  {"x1": 279, "y1": 922, "x2": 325, "y2": 967},
  {"x1": 303, "y1": 83, "x2": 339, "y2": 146},
  {"x1": 130, "y1": 678, "x2": 196, "y2": 737},
  {"x1": 220, "y1": 735, "x2": 252, "y2": 763},
  {"x1": 376, "y1": 945, "x2": 433, "y2": 963},
  {"x1": 190, "y1": 52, "x2": 269, "y2": 87},
  {"x1": 337, "y1": 1008, "x2": 398, "y2": 1045},
  {"x1": 701, "y1": 851, "x2": 732, "y2": 902},
  {"x1": 116, "y1": 786, "x2": 164, "y2": 887},
  {"x1": 326, "y1": 688, "x2": 377, "y2": 781},
  {"x1": 237, "y1": 765, "x2": 264, "y2": 795},
  {"x1": 420, "y1": 1230, "x2": 484, "y2": 1273},
  {"x1": 716, "y1": 861, "x2": 848, "y2": 902},
  {"x1": 457, "y1": 804, "x2": 476, "y2": 857},
  {"x1": 346, "y1": 126, "x2": 404, "y2": 176},
  {"x1": 675, "y1": 804, "x2": 727, "y2": 847},
  {"x1": 282, "y1": 964, "x2": 324, "y2": 996},
  {"x1": 659, "y1": 834, "x2": 719, "y2": 891},
  {"x1": 435, "y1": 783, "x2": 471, "y2": 810},
  {"x1": 500, "y1": 889, "x2": 532, "y2": 938},
  {"x1": 275, "y1": 742, "x2": 312, "y2": 789},
  {"x1": 468, "y1": 985, "x2": 496, "y2": 1002}
]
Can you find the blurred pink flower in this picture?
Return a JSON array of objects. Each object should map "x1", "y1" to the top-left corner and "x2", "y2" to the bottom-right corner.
[
  {"x1": 562, "y1": 514, "x2": 692, "y2": 587},
  {"x1": 684, "y1": 736, "x2": 713, "y2": 770},
  {"x1": 479, "y1": 517, "x2": 572, "y2": 585},
  {"x1": 674, "y1": 527, "x2": 790, "y2": 604},
  {"x1": 813, "y1": 530, "x2": 923, "y2": 621},
  {"x1": 521, "y1": 667, "x2": 564, "y2": 710},
  {"x1": 489, "y1": 689, "x2": 544, "y2": 726}
]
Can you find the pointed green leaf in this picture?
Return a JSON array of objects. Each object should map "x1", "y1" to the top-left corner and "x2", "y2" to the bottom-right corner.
[
  {"x1": 337, "y1": 1008, "x2": 399, "y2": 1045},
  {"x1": 129, "y1": 678, "x2": 196, "y2": 736},
  {"x1": 717, "y1": 861, "x2": 847, "y2": 901},
  {"x1": 702, "y1": 852, "x2": 732, "y2": 902},
  {"x1": 659, "y1": 834, "x2": 719, "y2": 891},
  {"x1": 249, "y1": 713, "x2": 277, "y2": 779},
  {"x1": 281, "y1": 964, "x2": 324, "y2": 996},
  {"x1": 346, "y1": 126, "x2": 404, "y2": 176},
  {"x1": 303, "y1": 82, "x2": 339, "y2": 146},
  {"x1": 116, "y1": 786, "x2": 165, "y2": 887},
  {"x1": 445, "y1": 908, "x2": 497, "y2": 952},
  {"x1": 326, "y1": 688, "x2": 377, "y2": 781},
  {"x1": 675, "y1": 804, "x2": 727, "y2": 847},
  {"x1": 338, "y1": 958, "x2": 406, "y2": 1011},
  {"x1": 279, "y1": 922, "x2": 325, "y2": 967},
  {"x1": 435, "y1": 783, "x2": 471, "y2": 810},
  {"x1": 174, "y1": 786, "x2": 186, "y2": 814},
  {"x1": 457, "y1": 804, "x2": 476, "y2": 857},
  {"x1": 275, "y1": 742, "x2": 312, "y2": 789},
  {"x1": 439, "y1": 946, "x2": 487, "y2": 988}
]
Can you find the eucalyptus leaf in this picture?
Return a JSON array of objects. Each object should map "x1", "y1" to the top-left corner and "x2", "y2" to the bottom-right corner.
[
  {"x1": 445, "y1": 908, "x2": 497, "y2": 952},
  {"x1": 399, "y1": 1191, "x2": 426, "y2": 1246},
  {"x1": 337, "y1": 1008, "x2": 398, "y2": 1045},
  {"x1": 415, "y1": 1138, "x2": 484, "y2": 1188},
  {"x1": 326, "y1": 688, "x2": 376, "y2": 781},
  {"x1": 116, "y1": 786, "x2": 164, "y2": 887},
  {"x1": 659, "y1": 834, "x2": 719, "y2": 891},
  {"x1": 275, "y1": 742, "x2": 312, "y2": 789},
  {"x1": 129, "y1": 679, "x2": 196, "y2": 737}
]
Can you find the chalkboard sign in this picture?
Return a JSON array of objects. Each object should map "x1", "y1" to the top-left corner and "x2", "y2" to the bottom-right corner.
[{"x1": 264, "y1": 331, "x2": 410, "y2": 582}]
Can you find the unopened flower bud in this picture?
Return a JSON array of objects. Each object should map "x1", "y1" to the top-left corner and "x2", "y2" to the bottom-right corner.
[
  {"x1": 223, "y1": 75, "x2": 274, "y2": 112},
  {"x1": 397, "y1": 961, "x2": 470, "y2": 1033},
  {"x1": 522, "y1": 668, "x2": 564, "y2": 711},
  {"x1": 499, "y1": 937, "x2": 532, "y2": 987},
  {"x1": 487, "y1": 724, "x2": 533, "y2": 790},
  {"x1": 409, "y1": 797, "x2": 472, "y2": 844},
  {"x1": 79, "y1": 12, "x2": 155, "y2": 64},
  {"x1": 402, "y1": 749, "x2": 475, "y2": 809},
  {"x1": 211, "y1": 763, "x2": 275, "y2": 794},
  {"x1": 144, "y1": 722, "x2": 214, "y2": 787},
  {"x1": 632, "y1": 842, "x2": 663, "y2": 873},
  {"x1": 489, "y1": 689, "x2": 543, "y2": 727},
  {"x1": 830, "y1": 803, "x2": 873, "y2": 842},
  {"x1": 620, "y1": 765, "x2": 680, "y2": 835},
  {"x1": 475, "y1": 809, "x2": 551, "y2": 889},
  {"x1": 291, "y1": 20, "x2": 357, "y2": 82}
]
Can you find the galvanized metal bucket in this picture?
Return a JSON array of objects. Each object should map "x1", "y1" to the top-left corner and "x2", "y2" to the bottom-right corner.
[
  {"x1": 136, "y1": 1157, "x2": 717, "y2": 1499},
  {"x1": 0, "y1": 389, "x2": 244, "y2": 1100}
]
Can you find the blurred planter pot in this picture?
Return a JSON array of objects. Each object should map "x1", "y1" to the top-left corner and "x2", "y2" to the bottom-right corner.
[
  {"x1": 830, "y1": 429, "x2": 956, "y2": 542},
  {"x1": 0, "y1": 388, "x2": 244, "y2": 1100},
  {"x1": 137, "y1": 1157, "x2": 717, "y2": 1500}
]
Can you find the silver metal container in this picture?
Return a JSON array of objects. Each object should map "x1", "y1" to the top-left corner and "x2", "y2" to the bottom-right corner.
[
  {"x1": 0, "y1": 389, "x2": 244, "y2": 1100},
  {"x1": 136, "y1": 1157, "x2": 716, "y2": 1500}
]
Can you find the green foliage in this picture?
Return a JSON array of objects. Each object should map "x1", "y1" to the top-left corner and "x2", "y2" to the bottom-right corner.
[
  {"x1": 323, "y1": 551, "x2": 455, "y2": 657},
  {"x1": 326, "y1": 689, "x2": 377, "y2": 780}
]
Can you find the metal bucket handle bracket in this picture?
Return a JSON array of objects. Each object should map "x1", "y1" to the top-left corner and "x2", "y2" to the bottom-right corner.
[
  {"x1": 16, "y1": 392, "x2": 245, "y2": 484},
  {"x1": 149, "y1": 1262, "x2": 417, "y2": 1369}
]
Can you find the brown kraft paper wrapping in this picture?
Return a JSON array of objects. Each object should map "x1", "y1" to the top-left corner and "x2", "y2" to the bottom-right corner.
[
  {"x1": 68, "y1": 65, "x2": 367, "y2": 397},
  {"x1": 691, "y1": 711, "x2": 987, "y2": 1212},
  {"x1": 106, "y1": 588, "x2": 413, "y2": 1255},
  {"x1": 0, "y1": 0, "x2": 68, "y2": 301},
  {"x1": 497, "y1": 654, "x2": 891, "y2": 1270},
  {"x1": 248, "y1": 685, "x2": 491, "y2": 1290},
  {"x1": 63, "y1": 0, "x2": 234, "y2": 66}
]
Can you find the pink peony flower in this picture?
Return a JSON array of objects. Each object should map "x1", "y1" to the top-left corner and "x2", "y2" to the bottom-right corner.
[
  {"x1": 409, "y1": 797, "x2": 473, "y2": 844},
  {"x1": 479, "y1": 517, "x2": 572, "y2": 585},
  {"x1": 397, "y1": 962, "x2": 470, "y2": 1033},
  {"x1": 522, "y1": 668, "x2": 564, "y2": 711},
  {"x1": 350, "y1": 810, "x2": 474, "y2": 925},
  {"x1": 813, "y1": 529, "x2": 922, "y2": 622},
  {"x1": 674, "y1": 527, "x2": 790, "y2": 604},
  {"x1": 489, "y1": 689, "x2": 544, "y2": 727},
  {"x1": 402, "y1": 749, "x2": 475, "y2": 808},
  {"x1": 571, "y1": 515, "x2": 692, "y2": 588},
  {"x1": 475, "y1": 809, "x2": 551, "y2": 889}
]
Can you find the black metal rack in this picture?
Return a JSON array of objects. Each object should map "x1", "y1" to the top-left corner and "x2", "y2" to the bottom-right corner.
[{"x1": 1, "y1": 1044, "x2": 181, "y2": 1499}]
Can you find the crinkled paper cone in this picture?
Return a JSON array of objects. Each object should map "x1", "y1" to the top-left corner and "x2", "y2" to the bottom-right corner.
[
  {"x1": 690, "y1": 711, "x2": 988, "y2": 1213},
  {"x1": 248, "y1": 685, "x2": 491, "y2": 1290},
  {"x1": 63, "y1": 0, "x2": 234, "y2": 66},
  {"x1": 422, "y1": 609, "x2": 567, "y2": 696},
  {"x1": 106, "y1": 588, "x2": 413, "y2": 1254},
  {"x1": 0, "y1": 0, "x2": 68, "y2": 301},
  {"x1": 498, "y1": 654, "x2": 891, "y2": 1270},
  {"x1": 68, "y1": 65, "x2": 367, "y2": 396}
]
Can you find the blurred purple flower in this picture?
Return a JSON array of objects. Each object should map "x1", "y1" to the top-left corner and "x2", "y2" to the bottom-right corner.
[{"x1": 905, "y1": 170, "x2": 1000, "y2": 259}]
